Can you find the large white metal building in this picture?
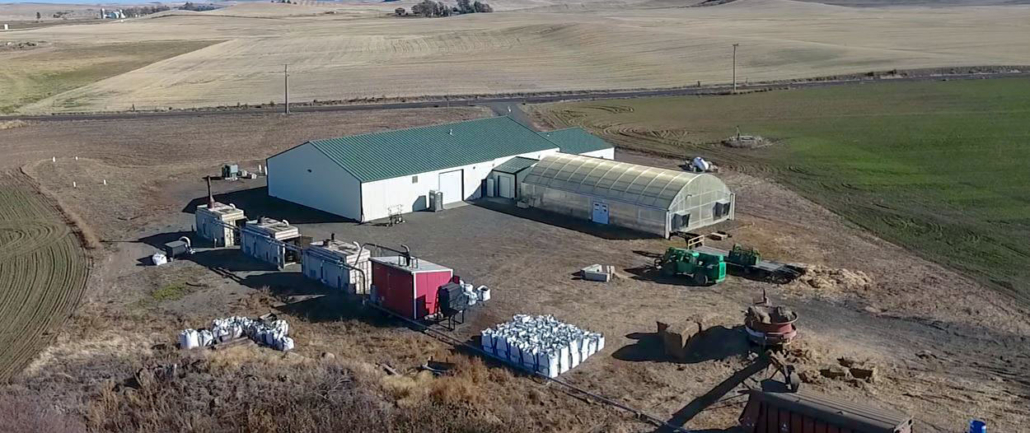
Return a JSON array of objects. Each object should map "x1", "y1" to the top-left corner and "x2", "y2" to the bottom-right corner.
[
  {"x1": 266, "y1": 117, "x2": 614, "y2": 222},
  {"x1": 520, "y1": 153, "x2": 735, "y2": 238}
]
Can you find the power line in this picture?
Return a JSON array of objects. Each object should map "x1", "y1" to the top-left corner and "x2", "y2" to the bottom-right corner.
[{"x1": 732, "y1": 43, "x2": 740, "y2": 94}]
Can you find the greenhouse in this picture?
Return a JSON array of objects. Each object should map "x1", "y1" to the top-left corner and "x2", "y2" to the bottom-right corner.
[{"x1": 520, "y1": 153, "x2": 734, "y2": 238}]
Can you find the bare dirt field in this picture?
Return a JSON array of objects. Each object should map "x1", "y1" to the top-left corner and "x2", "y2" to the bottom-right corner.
[
  {"x1": 3, "y1": 0, "x2": 1030, "y2": 113},
  {"x1": 0, "y1": 174, "x2": 90, "y2": 382},
  {"x1": 1, "y1": 107, "x2": 1028, "y2": 431}
]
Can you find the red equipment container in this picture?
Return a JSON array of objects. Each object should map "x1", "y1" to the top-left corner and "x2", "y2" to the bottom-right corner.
[
  {"x1": 371, "y1": 255, "x2": 453, "y2": 320},
  {"x1": 739, "y1": 389, "x2": 913, "y2": 433}
]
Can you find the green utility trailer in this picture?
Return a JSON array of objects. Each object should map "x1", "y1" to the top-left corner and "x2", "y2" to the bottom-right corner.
[
  {"x1": 695, "y1": 244, "x2": 806, "y2": 284},
  {"x1": 655, "y1": 247, "x2": 726, "y2": 285}
]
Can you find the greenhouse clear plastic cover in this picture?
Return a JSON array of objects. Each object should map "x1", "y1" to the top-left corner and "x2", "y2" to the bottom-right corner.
[{"x1": 521, "y1": 153, "x2": 735, "y2": 238}]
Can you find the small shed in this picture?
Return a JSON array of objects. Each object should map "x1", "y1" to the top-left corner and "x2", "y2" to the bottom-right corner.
[
  {"x1": 302, "y1": 239, "x2": 371, "y2": 294},
  {"x1": 520, "y1": 153, "x2": 735, "y2": 238},
  {"x1": 241, "y1": 217, "x2": 301, "y2": 269},
  {"x1": 195, "y1": 202, "x2": 246, "y2": 247},
  {"x1": 488, "y1": 157, "x2": 537, "y2": 199},
  {"x1": 371, "y1": 255, "x2": 453, "y2": 320}
]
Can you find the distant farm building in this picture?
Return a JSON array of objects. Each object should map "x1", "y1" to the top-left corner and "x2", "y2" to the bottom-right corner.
[
  {"x1": 520, "y1": 153, "x2": 735, "y2": 238},
  {"x1": 266, "y1": 117, "x2": 614, "y2": 222}
]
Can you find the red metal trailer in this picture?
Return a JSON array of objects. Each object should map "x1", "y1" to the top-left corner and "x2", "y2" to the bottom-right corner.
[
  {"x1": 740, "y1": 389, "x2": 913, "y2": 433},
  {"x1": 371, "y1": 255, "x2": 453, "y2": 320}
]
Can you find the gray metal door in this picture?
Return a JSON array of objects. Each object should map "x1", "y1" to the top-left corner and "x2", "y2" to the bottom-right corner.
[
  {"x1": 592, "y1": 202, "x2": 609, "y2": 224},
  {"x1": 498, "y1": 175, "x2": 515, "y2": 199}
]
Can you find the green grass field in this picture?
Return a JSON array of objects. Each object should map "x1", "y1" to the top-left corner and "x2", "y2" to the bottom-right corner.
[
  {"x1": 0, "y1": 41, "x2": 215, "y2": 113},
  {"x1": 534, "y1": 78, "x2": 1030, "y2": 303}
]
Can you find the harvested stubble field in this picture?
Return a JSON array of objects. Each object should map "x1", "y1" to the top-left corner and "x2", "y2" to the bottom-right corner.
[
  {"x1": 531, "y1": 77, "x2": 1030, "y2": 305},
  {"x1": 0, "y1": 40, "x2": 217, "y2": 114},
  {"x1": 0, "y1": 176, "x2": 89, "y2": 381},
  {"x1": 3, "y1": 0, "x2": 1030, "y2": 113}
]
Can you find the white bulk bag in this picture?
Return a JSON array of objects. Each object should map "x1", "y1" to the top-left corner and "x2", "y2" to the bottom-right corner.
[
  {"x1": 179, "y1": 329, "x2": 200, "y2": 349},
  {"x1": 213, "y1": 326, "x2": 231, "y2": 342},
  {"x1": 275, "y1": 336, "x2": 295, "y2": 352},
  {"x1": 271, "y1": 319, "x2": 289, "y2": 336},
  {"x1": 557, "y1": 345, "x2": 571, "y2": 374},
  {"x1": 481, "y1": 331, "x2": 494, "y2": 353},
  {"x1": 537, "y1": 351, "x2": 560, "y2": 378},
  {"x1": 151, "y1": 253, "x2": 168, "y2": 266},
  {"x1": 198, "y1": 329, "x2": 215, "y2": 347}
]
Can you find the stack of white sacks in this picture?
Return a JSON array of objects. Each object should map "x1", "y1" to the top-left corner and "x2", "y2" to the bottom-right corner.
[
  {"x1": 461, "y1": 283, "x2": 491, "y2": 306},
  {"x1": 178, "y1": 316, "x2": 294, "y2": 351},
  {"x1": 481, "y1": 315, "x2": 603, "y2": 378}
]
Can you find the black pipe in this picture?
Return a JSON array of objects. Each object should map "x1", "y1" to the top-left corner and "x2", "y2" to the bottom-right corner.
[{"x1": 401, "y1": 244, "x2": 412, "y2": 267}]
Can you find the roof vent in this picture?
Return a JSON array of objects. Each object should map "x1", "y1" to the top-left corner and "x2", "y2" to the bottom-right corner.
[{"x1": 449, "y1": 129, "x2": 454, "y2": 136}]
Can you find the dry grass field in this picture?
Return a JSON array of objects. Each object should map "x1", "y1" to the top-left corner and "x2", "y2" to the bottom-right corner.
[{"x1": 2, "y1": 0, "x2": 1029, "y2": 113}]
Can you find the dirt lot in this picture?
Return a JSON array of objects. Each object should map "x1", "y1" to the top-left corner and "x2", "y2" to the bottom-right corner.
[{"x1": 1, "y1": 108, "x2": 1028, "y2": 431}]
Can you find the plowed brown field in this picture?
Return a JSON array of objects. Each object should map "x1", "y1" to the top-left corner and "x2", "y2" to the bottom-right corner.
[{"x1": 0, "y1": 177, "x2": 89, "y2": 381}]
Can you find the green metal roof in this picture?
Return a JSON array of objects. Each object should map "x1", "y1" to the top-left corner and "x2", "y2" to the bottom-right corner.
[
  {"x1": 493, "y1": 157, "x2": 538, "y2": 174},
  {"x1": 538, "y1": 128, "x2": 614, "y2": 155},
  {"x1": 307, "y1": 117, "x2": 559, "y2": 182}
]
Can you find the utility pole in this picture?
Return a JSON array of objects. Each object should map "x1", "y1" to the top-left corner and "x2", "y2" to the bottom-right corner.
[
  {"x1": 284, "y1": 64, "x2": 290, "y2": 115},
  {"x1": 732, "y1": 43, "x2": 740, "y2": 94}
]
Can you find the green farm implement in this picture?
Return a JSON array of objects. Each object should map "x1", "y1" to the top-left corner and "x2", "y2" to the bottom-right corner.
[{"x1": 654, "y1": 247, "x2": 726, "y2": 286}]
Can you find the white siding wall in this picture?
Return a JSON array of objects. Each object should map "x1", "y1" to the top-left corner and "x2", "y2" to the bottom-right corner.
[
  {"x1": 579, "y1": 148, "x2": 615, "y2": 160},
  {"x1": 267, "y1": 143, "x2": 363, "y2": 220},
  {"x1": 361, "y1": 148, "x2": 558, "y2": 221}
]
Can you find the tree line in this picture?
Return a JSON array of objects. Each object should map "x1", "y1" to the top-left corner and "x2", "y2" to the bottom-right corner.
[
  {"x1": 396, "y1": 0, "x2": 493, "y2": 17},
  {"x1": 120, "y1": 5, "x2": 171, "y2": 17},
  {"x1": 179, "y1": 2, "x2": 219, "y2": 12}
]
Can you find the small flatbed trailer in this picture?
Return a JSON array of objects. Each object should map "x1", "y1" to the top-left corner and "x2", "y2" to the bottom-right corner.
[{"x1": 690, "y1": 245, "x2": 805, "y2": 284}]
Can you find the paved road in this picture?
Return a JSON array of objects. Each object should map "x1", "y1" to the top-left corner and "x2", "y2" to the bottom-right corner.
[{"x1": 4, "y1": 70, "x2": 1028, "y2": 123}]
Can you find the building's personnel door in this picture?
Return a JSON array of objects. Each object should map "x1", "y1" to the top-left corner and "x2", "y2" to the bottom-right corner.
[
  {"x1": 592, "y1": 202, "x2": 609, "y2": 224},
  {"x1": 439, "y1": 170, "x2": 463, "y2": 205},
  {"x1": 498, "y1": 175, "x2": 515, "y2": 199}
]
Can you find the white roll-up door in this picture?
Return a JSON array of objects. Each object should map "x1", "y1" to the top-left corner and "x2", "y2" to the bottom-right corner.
[{"x1": 439, "y1": 170, "x2": 464, "y2": 204}]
